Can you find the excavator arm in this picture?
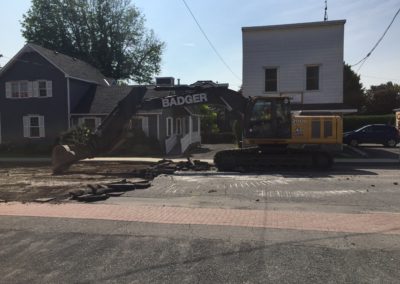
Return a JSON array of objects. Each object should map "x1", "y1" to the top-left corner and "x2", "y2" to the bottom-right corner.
[{"x1": 52, "y1": 86, "x2": 247, "y2": 174}]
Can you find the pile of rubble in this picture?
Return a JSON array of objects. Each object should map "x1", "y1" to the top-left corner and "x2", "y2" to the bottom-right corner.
[
  {"x1": 69, "y1": 158, "x2": 212, "y2": 202},
  {"x1": 135, "y1": 158, "x2": 211, "y2": 179},
  {"x1": 69, "y1": 179, "x2": 151, "y2": 202}
]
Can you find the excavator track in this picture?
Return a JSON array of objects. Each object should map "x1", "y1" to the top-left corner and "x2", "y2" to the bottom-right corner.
[{"x1": 214, "y1": 147, "x2": 333, "y2": 171}]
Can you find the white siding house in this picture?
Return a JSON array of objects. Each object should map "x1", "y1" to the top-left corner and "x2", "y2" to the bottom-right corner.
[{"x1": 242, "y1": 20, "x2": 346, "y2": 110}]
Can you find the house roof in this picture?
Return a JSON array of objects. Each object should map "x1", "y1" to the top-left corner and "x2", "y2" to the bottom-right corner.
[
  {"x1": 0, "y1": 43, "x2": 109, "y2": 85},
  {"x1": 242, "y1": 20, "x2": 346, "y2": 32},
  {"x1": 73, "y1": 85, "x2": 134, "y2": 114},
  {"x1": 73, "y1": 85, "x2": 175, "y2": 114},
  {"x1": 73, "y1": 85, "x2": 216, "y2": 115}
]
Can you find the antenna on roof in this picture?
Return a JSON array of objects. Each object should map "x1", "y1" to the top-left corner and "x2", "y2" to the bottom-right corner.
[{"x1": 324, "y1": 0, "x2": 328, "y2": 21}]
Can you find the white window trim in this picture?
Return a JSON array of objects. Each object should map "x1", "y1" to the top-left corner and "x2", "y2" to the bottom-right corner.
[
  {"x1": 78, "y1": 116, "x2": 102, "y2": 129},
  {"x1": 35, "y1": 80, "x2": 53, "y2": 98},
  {"x1": 131, "y1": 116, "x2": 149, "y2": 136},
  {"x1": 305, "y1": 64, "x2": 322, "y2": 92},
  {"x1": 23, "y1": 114, "x2": 45, "y2": 138},
  {"x1": 7, "y1": 81, "x2": 32, "y2": 98},
  {"x1": 263, "y1": 66, "x2": 279, "y2": 94},
  {"x1": 5, "y1": 80, "x2": 52, "y2": 99}
]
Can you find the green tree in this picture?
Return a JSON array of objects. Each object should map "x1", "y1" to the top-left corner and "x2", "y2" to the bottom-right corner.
[
  {"x1": 343, "y1": 63, "x2": 365, "y2": 111},
  {"x1": 21, "y1": 0, "x2": 164, "y2": 83},
  {"x1": 365, "y1": 82, "x2": 400, "y2": 114},
  {"x1": 199, "y1": 105, "x2": 219, "y2": 136}
]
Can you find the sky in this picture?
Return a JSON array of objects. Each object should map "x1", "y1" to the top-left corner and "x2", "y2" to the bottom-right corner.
[{"x1": 0, "y1": 0, "x2": 399, "y2": 91}]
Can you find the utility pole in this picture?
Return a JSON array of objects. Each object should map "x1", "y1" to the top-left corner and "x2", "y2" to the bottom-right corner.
[{"x1": 324, "y1": 0, "x2": 328, "y2": 21}]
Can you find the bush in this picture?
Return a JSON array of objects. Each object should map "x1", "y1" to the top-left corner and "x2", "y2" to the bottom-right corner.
[
  {"x1": 0, "y1": 142, "x2": 52, "y2": 156},
  {"x1": 58, "y1": 126, "x2": 92, "y2": 146},
  {"x1": 343, "y1": 114, "x2": 395, "y2": 132}
]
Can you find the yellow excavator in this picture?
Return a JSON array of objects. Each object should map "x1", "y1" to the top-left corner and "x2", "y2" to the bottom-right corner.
[{"x1": 52, "y1": 85, "x2": 342, "y2": 173}]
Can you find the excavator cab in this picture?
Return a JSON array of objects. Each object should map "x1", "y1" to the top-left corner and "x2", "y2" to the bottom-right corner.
[{"x1": 244, "y1": 97, "x2": 291, "y2": 139}]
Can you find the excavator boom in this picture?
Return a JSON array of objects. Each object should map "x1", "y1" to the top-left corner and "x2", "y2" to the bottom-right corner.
[{"x1": 52, "y1": 86, "x2": 247, "y2": 173}]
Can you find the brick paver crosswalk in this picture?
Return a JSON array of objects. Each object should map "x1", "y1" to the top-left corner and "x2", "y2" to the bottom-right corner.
[{"x1": 1, "y1": 203, "x2": 400, "y2": 235}]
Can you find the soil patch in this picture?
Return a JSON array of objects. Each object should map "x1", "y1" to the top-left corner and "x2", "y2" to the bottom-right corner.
[{"x1": 0, "y1": 161, "x2": 151, "y2": 203}]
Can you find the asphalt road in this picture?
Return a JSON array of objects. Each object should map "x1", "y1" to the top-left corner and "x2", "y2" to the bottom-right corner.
[
  {"x1": 1, "y1": 216, "x2": 400, "y2": 283},
  {"x1": 1, "y1": 165, "x2": 400, "y2": 283},
  {"x1": 117, "y1": 165, "x2": 400, "y2": 213}
]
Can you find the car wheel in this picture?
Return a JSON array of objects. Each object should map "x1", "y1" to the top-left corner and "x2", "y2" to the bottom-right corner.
[
  {"x1": 384, "y1": 139, "x2": 397, "y2": 148},
  {"x1": 349, "y1": 139, "x2": 359, "y2": 147}
]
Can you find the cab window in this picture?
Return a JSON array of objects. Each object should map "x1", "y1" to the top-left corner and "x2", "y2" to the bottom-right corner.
[{"x1": 250, "y1": 101, "x2": 272, "y2": 122}]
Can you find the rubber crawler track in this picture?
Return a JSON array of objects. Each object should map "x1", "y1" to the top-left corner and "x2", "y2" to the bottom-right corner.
[{"x1": 214, "y1": 148, "x2": 333, "y2": 171}]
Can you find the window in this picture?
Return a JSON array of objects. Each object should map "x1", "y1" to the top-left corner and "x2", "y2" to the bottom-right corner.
[
  {"x1": 23, "y1": 115, "x2": 45, "y2": 138},
  {"x1": 265, "y1": 68, "x2": 278, "y2": 92},
  {"x1": 34, "y1": 80, "x2": 52, "y2": 97},
  {"x1": 192, "y1": 117, "x2": 199, "y2": 132},
  {"x1": 166, "y1": 117, "x2": 173, "y2": 137},
  {"x1": 6, "y1": 80, "x2": 52, "y2": 98},
  {"x1": 79, "y1": 117, "x2": 101, "y2": 131},
  {"x1": 184, "y1": 117, "x2": 189, "y2": 134},
  {"x1": 38, "y1": 81, "x2": 47, "y2": 97},
  {"x1": 312, "y1": 120, "x2": 321, "y2": 139},
  {"x1": 306, "y1": 66, "x2": 320, "y2": 90},
  {"x1": 250, "y1": 101, "x2": 272, "y2": 122},
  {"x1": 8, "y1": 81, "x2": 31, "y2": 98},
  {"x1": 176, "y1": 118, "x2": 182, "y2": 135},
  {"x1": 130, "y1": 117, "x2": 143, "y2": 130}
]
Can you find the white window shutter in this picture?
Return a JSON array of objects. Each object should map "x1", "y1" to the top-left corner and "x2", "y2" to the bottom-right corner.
[
  {"x1": 33, "y1": 81, "x2": 39, "y2": 97},
  {"x1": 39, "y1": 116, "x2": 45, "y2": 137},
  {"x1": 23, "y1": 116, "x2": 30, "y2": 138},
  {"x1": 5, "y1": 82, "x2": 11, "y2": 98},
  {"x1": 46, "y1": 81, "x2": 52, "y2": 97},
  {"x1": 78, "y1": 117, "x2": 84, "y2": 126}
]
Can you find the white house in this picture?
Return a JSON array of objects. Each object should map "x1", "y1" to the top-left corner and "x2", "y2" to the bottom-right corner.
[{"x1": 242, "y1": 20, "x2": 351, "y2": 112}]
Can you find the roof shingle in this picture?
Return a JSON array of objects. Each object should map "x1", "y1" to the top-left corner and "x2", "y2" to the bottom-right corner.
[{"x1": 28, "y1": 43, "x2": 108, "y2": 85}]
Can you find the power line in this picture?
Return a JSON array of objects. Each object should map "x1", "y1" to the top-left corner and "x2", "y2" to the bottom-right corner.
[
  {"x1": 352, "y1": 7, "x2": 400, "y2": 72},
  {"x1": 181, "y1": 0, "x2": 241, "y2": 83},
  {"x1": 361, "y1": 74, "x2": 400, "y2": 81}
]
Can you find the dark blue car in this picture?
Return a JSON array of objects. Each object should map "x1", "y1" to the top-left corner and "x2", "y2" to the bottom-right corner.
[{"x1": 343, "y1": 124, "x2": 400, "y2": 147}]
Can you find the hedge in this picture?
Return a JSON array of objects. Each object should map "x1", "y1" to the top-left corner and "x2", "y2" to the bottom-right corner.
[
  {"x1": 343, "y1": 114, "x2": 395, "y2": 132},
  {"x1": 202, "y1": 132, "x2": 236, "y2": 144}
]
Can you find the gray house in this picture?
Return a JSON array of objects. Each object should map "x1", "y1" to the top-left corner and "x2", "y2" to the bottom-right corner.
[
  {"x1": 73, "y1": 85, "x2": 202, "y2": 154},
  {"x1": 0, "y1": 43, "x2": 109, "y2": 146},
  {"x1": 0, "y1": 43, "x2": 201, "y2": 154}
]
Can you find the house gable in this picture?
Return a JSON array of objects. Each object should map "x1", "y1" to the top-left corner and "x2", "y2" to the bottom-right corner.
[
  {"x1": 0, "y1": 49, "x2": 69, "y2": 144},
  {"x1": 242, "y1": 20, "x2": 346, "y2": 107}
]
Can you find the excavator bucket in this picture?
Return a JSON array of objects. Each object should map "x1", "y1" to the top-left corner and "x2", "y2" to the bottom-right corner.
[{"x1": 52, "y1": 145, "x2": 87, "y2": 174}]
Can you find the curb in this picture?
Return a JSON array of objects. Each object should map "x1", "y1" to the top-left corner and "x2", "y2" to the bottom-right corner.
[
  {"x1": 0, "y1": 158, "x2": 51, "y2": 163},
  {"x1": 0, "y1": 157, "x2": 398, "y2": 166},
  {"x1": 334, "y1": 158, "x2": 400, "y2": 165}
]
